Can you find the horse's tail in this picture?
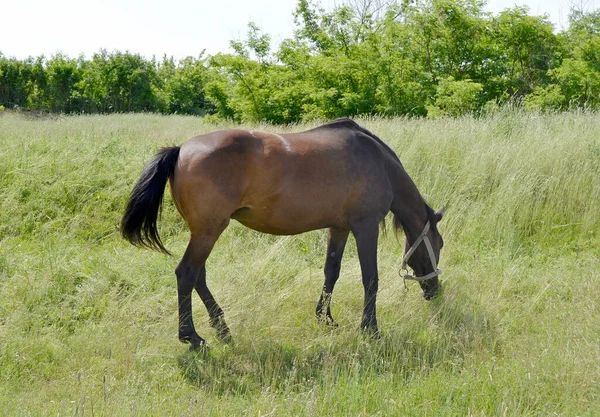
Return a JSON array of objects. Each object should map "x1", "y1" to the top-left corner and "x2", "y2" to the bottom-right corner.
[{"x1": 121, "y1": 146, "x2": 181, "y2": 255}]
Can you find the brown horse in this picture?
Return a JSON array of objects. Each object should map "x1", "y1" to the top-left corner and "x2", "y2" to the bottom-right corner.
[{"x1": 121, "y1": 118, "x2": 444, "y2": 349}]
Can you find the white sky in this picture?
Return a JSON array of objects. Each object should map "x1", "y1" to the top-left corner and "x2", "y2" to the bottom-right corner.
[{"x1": 0, "y1": 0, "x2": 592, "y2": 61}]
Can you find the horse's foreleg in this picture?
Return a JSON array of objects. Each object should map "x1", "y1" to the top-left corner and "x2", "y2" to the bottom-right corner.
[
  {"x1": 353, "y1": 222, "x2": 380, "y2": 335},
  {"x1": 316, "y1": 228, "x2": 349, "y2": 326},
  {"x1": 194, "y1": 266, "x2": 231, "y2": 342}
]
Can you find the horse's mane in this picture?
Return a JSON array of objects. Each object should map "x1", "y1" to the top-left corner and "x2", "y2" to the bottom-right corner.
[
  {"x1": 318, "y1": 118, "x2": 403, "y2": 167},
  {"x1": 392, "y1": 202, "x2": 438, "y2": 239}
]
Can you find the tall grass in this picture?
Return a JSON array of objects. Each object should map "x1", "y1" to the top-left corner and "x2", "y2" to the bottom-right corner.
[{"x1": 1, "y1": 111, "x2": 599, "y2": 415}]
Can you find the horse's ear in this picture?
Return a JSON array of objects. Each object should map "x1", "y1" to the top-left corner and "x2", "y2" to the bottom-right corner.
[{"x1": 434, "y1": 206, "x2": 445, "y2": 222}]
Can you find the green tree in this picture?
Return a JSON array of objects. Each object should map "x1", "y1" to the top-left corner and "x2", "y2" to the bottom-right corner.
[
  {"x1": 0, "y1": 55, "x2": 34, "y2": 109},
  {"x1": 524, "y1": 8, "x2": 600, "y2": 111},
  {"x1": 77, "y1": 50, "x2": 159, "y2": 113},
  {"x1": 44, "y1": 54, "x2": 82, "y2": 112},
  {"x1": 492, "y1": 6, "x2": 561, "y2": 98},
  {"x1": 160, "y1": 55, "x2": 211, "y2": 115}
]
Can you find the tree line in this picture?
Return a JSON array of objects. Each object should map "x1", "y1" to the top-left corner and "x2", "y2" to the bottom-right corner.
[{"x1": 1, "y1": 0, "x2": 599, "y2": 122}]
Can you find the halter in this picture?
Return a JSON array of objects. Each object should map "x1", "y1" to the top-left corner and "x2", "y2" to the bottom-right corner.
[{"x1": 400, "y1": 221, "x2": 442, "y2": 282}]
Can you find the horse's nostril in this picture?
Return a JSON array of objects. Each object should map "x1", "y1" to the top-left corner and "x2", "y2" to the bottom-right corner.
[{"x1": 423, "y1": 286, "x2": 439, "y2": 300}]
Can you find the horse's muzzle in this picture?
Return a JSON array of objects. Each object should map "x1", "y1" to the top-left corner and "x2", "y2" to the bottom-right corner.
[{"x1": 422, "y1": 278, "x2": 440, "y2": 300}]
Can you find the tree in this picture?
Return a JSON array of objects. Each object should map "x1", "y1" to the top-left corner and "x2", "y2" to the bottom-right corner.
[
  {"x1": 160, "y1": 55, "x2": 212, "y2": 115},
  {"x1": 77, "y1": 50, "x2": 160, "y2": 113},
  {"x1": 492, "y1": 6, "x2": 561, "y2": 98},
  {"x1": 44, "y1": 54, "x2": 81, "y2": 112},
  {"x1": 0, "y1": 54, "x2": 34, "y2": 109},
  {"x1": 524, "y1": 7, "x2": 600, "y2": 111}
]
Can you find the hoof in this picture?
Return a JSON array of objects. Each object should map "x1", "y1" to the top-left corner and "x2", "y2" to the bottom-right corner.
[
  {"x1": 324, "y1": 317, "x2": 339, "y2": 327},
  {"x1": 316, "y1": 312, "x2": 338, "y2": 327},
  {"x1": 317, "y1": 317, "x2": 338, "y2": 327},
  {"x1": 179, "y1": 333, "x2": 206, "y2": 350},
  {"x1": 362, "y1": 327, "x2": 381, "y2": 339},
  {"x1": 210, "y1": 316, "x2": 232, "y2": 343},
  {"x1": 360, "y1": 319, "x2": 379, "y2": 338},
  {"x1": 189, "y1": 341, "x2": 209, "y2": 352},
  {"x1": 217, "y1": 330, "x2": 233, "y2": 344}
]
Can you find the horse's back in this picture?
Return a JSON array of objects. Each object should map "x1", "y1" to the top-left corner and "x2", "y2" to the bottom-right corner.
[{"x1": 172, "y1": 123, "x2": 396, "y2": 234}]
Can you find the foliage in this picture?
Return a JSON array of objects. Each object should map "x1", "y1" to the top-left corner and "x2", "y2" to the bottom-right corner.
[
  {"x1": 0, "y1": 51, "x2": 211, "y2": 115},
  {"x1": 426, "y1": 76, "x2": 483, "y2": 117},
  {"x1": 524, "y1": 8, "x2": 600, "y2": 111},
  {"x1": 158, "y1": 55, "x2": 212, "y2": 115},
  {"x1": 1, "y1": 1, "x2": 600, "y2": 120}
]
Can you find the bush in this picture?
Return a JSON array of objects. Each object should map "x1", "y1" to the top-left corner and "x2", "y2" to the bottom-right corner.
[{"x1": 427, "y1": 77, "x2": 483, "y2": 117}]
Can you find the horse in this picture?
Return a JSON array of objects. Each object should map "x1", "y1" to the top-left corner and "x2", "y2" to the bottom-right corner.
[{"x1": 121, "y1": 118, "x2": 444, "y2": 349}]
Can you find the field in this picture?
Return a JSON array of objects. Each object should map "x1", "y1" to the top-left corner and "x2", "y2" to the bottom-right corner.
[{"x1": 1, "y1": 111, "x2": 599, "y2": 416}]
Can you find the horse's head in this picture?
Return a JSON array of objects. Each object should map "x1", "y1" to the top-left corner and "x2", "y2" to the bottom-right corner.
[{"x1": 402, "y1": 206, "x2": 445, "y2": 300}]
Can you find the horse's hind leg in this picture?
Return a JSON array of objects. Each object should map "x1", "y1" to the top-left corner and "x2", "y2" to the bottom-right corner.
[
  {"x1": 316, "y1": 228, "x2": 349, "y2": 326},
  {"x1": 176, "y1": 221, "x2": 228, "y2": 349},
  {"x1": 194, "y1": 266, "x2": 231, "y2": 342}
]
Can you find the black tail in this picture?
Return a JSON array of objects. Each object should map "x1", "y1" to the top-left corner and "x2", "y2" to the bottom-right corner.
[{"x1": 121, "y1": 146, "x2": 181, "y2": 255}]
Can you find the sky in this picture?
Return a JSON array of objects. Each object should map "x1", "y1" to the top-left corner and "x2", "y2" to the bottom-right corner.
[{"x1": 0, "y1": 0, "x2": 593, "y2": 61}]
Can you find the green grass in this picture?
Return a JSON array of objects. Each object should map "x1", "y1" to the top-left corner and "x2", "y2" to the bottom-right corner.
[{"x1": 1, "y1": 111, "x2": 599, "y2": 416}]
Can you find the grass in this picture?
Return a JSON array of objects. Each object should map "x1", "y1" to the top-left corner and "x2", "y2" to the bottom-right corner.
[{"x1": 0, "y1": 110, "x2": 599, "y2": 415}]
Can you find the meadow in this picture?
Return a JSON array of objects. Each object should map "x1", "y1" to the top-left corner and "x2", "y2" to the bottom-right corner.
[{"x1": 0, "y1": 111, "x2": 599, "y2": 416}]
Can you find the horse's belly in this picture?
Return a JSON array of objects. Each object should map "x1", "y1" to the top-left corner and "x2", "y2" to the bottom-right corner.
[{"x1": 230, "y1": 205, "x2": 337, "y2": 235}]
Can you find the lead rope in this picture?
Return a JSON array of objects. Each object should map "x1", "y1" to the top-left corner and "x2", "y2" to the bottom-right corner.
[{"x1": 399, "y1": 221, "x2": 442, "y2": 288}]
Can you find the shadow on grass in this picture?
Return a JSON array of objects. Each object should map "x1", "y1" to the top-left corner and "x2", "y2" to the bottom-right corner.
[{"x1": 177, "y1": 283, "x2": 500, "y2": 395}]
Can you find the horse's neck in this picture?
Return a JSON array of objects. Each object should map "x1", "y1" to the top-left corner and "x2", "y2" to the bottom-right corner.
[{"x1": 389, "y1": 164, "x2": 429, "y2": 243}]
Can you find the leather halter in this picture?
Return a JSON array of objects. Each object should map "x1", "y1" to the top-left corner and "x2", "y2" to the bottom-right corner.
[{"x1": 400, "y1": 221, "x2": 442, "y2": 281}]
